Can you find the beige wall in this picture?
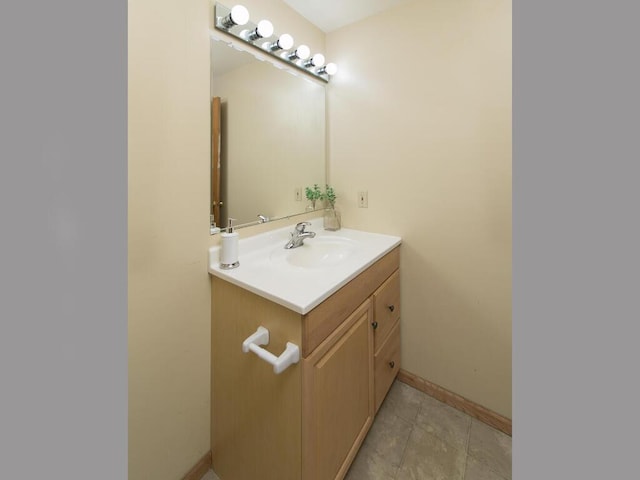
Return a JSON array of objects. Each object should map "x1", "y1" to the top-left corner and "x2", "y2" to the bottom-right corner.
[
  {"x1": 326, "y1": 0, "x2": 512, "y2": 417},
  {"x1": 128, "y1": 0, "x2": 212, "y2": 478},
  {"x1": 129, "y1": 1, "x2": 327, "y2": 479}
]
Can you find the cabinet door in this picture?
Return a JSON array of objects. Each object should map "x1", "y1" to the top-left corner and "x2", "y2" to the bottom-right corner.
[{"x1": 303, "y1": 300, "x2": 374, "y2": 480}]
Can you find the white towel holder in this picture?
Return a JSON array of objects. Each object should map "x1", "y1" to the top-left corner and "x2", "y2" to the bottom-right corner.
[{"x1": 242, "y1": 326, "x2": 300, "y2": 374}]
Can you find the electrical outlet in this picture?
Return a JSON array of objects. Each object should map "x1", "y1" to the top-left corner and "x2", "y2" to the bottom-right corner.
[
  {"x1": 294, "y1": 187, "x2": 302, "y2": 201},
  {"x1": 357, "y1": 191, "x2": 368, "y2": 208}
]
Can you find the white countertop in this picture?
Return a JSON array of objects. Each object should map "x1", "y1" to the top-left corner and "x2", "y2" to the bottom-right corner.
[{"x1": 208, "y1": 218, "x2": 401, "y2": 314}]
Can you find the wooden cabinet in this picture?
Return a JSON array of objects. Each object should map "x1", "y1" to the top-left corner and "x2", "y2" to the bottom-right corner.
[
  {"x1": 372, "y1": 270, "x2": 402, "y2": 412},
  {"x1": 211, "y1": 247, "x2": 400, "y2": 480},
  {"x1": 303, "y1": 300, "x2": 374, "y2": 480},
  {"x1": 372, "y1": 270, "x2": 401, "y2": 351},
  {"x1": 374, "y1": 321, "x2": 401, "y2": 412}
]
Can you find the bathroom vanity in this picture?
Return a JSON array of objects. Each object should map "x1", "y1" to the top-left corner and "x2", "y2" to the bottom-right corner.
[{"x1": 208, "y1": 219, "x2": 401, "y2": 480}]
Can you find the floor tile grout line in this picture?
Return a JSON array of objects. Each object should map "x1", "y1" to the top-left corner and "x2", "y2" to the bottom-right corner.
[
  {"x1": 462, "y1": 453, "x2": 470, "y2": 480},
  {"x1": 466, "y1": 450, "x2": 511, "y2": 480},
  {"x1": 392, "y1": 383, "x2": 426, "y2": 479},
  {"x1": 395, "y1": 422, "x2": 415, "y2": 479},
  {"x1": 460, "y1": 414, "x2": 473, "y2": 479},
  {"x1": 467, "y1": 420, "x2": 512, "y2": 480},
  {"x1": 394, "y1": 386, "x2": 426, "y2": 480},
  {"x1": 370, "y1": 409, "x2": 413, "y2": 477},
  {"x1": 397, "y1": 381, "x2": 485, "y2": 480},
  {"x1": 397, "y1": 418, "x2": 474, "y2": 480}
]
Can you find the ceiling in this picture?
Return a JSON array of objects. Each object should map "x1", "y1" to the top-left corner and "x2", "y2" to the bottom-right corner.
[{"x1": 282, "y1": 0, "x2": 414, "y2": 33}]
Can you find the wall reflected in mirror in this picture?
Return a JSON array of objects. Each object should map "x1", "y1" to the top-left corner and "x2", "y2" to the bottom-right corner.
[{"x1": 211, "y1": 38, "x2": 326, "y2": 232}]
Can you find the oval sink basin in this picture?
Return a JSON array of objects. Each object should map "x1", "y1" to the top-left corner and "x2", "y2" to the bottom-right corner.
[{"x1": 270, "y1": 236, "x2": 359, "y2": 269}]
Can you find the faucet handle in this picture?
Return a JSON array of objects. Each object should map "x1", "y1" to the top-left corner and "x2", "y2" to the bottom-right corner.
[{"x1": 295, "y1": 221, "x2": 311, "y2": 232}]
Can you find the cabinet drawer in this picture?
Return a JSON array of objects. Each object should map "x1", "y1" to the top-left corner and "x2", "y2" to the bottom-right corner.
[
  {"x1": 374, "y1": 322, "x2": 400, "y2": 413},
  {"x1": 373, "y1": 270, "x2": 400, "y2": 351}
]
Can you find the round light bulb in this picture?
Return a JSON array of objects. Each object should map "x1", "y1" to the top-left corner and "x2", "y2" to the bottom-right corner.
[
  {"x1": 230, "y1": 5, "x2": 249, "y2": 26},
  {"x1": 278, "y1": 34, "x2": 294, "y2": 50},
  {"x1": 324, "y1": 62, "x2": 338, "y2": 75},
  {"x1": 311, "y1": 53, "x2": 325, "y2": 67},
  {"x1": 296, "y1": 45, "x2": 311, "y2": 60},
  {"x1": 256, "y1": 19, "x2": 273, "y2": 38}
]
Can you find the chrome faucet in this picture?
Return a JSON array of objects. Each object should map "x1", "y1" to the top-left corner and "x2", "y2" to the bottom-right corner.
[{"x1": 284, "y1": 222, "x2": 316, "y2": 249}]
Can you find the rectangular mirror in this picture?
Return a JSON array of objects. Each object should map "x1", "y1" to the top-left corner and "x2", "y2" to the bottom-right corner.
[{"x1": 210, "y1": 37, "x2": 326, "y2": 232}]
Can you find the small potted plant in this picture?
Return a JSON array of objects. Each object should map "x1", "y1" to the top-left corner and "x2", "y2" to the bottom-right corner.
[
  {"x1": 305, "y1": 184, "x2": 323, "y2": 211},
  {"x1": 322, "y1": 184, "x2": 341, "y2": 231}
]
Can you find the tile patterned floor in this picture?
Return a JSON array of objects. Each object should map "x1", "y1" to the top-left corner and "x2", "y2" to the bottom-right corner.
[
  {"x1": 346, "y1": 381, "x2": 512, "y2": 480},
  {"x1": 201, "y1": 380, "x2": 511, "y2": 480}
]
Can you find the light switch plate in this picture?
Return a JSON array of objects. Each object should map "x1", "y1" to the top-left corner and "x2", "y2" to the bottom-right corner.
[{"x1": 357, "y1": 191, "x2": 368, "y2": 208}]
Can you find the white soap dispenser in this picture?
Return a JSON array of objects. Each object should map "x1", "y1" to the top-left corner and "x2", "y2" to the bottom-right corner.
[{"x1": 220, "y1": 218, "x2": 240, "y2": 270}]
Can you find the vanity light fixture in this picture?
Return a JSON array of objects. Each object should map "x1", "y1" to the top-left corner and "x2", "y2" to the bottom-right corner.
[
  {"x1": 266, "y1": 33, "x2": 294, "y2": 52},
  {"x1": 218, "y1": 4, "x2": 249, "y2": 29},
  {"x1": 286, "y1": 45, "x2": 311, "y2": 61},
  {"x1": 317, "y1": 62, "x2": 338, "y2": 76},
  {"x1": 244, "y1": 19, "x2": 273, "y2": 41},
  {"x1": 213, "y1": 2, "x2": 337, "y2": 82},
  {"x1": 303, "y1": 53, "x2": 325, "y2": 69}
]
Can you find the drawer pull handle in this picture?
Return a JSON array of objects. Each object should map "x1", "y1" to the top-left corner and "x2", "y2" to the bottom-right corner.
[
  {"x1": 387, "y1": 305, "x2": 395, "y2": 312},
  {"x1": 389, "y1": 361, "x2": 395, "y2": 369},
  {"x1": 372, "y1": 321, "x2": 378, "y2": 330}
]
